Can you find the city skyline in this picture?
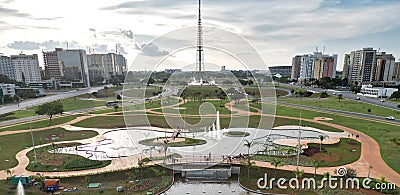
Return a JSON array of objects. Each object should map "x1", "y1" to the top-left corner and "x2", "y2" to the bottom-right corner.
[{"x1": 0, "y1": 0, "x2": 400, "y2": 71}]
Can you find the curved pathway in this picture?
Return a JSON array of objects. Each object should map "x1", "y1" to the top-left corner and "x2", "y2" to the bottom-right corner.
[
  {"x1": 0, "y1": 99, "x2": 399, "y2": 187},
  {"x1": 227, "y1": 101, "x2": 400, "y2": 186}
]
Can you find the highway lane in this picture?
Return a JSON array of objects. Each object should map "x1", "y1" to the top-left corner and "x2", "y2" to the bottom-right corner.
[
  {"x1": 0, "y1": 86, "x2": 107, "y2": 115},
  {"x1": 277, "y1": 83, "x2": 400, "y2": 111},
  {"x1": 277, "y1": 101, "x2": 400, "y2": 125}
]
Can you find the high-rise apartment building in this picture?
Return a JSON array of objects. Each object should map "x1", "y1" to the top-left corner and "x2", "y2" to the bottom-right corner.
[
  {"x1": 87, "y1": 53, "x2": 127, "y2": 83},
  {"x1": 394, "y1": 62, "x2": 400, "y2": 81},
  {"x1": 0, "y1": 54, "x2": 15, "y2": 80},
  {"x1": 373, "y1": 52, "x2": 395, "y2": 82},
  {"x1": 11, "y1": 54, "x2": 41, "y2": 83},
  {"x1": 290, "y1": 56, "x2": 302, "y2": 80},
  {"x1": 291, "y1": 52, "x2": 337, "y2": 81},
  {"x1": 343, "y1": 48, "x2": 396, "y2": 85},
  {"x1": 312, "y1": 56, "x2": 336, "y2": 80}
]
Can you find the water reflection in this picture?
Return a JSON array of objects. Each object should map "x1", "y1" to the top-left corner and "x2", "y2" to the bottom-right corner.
[{"x1": 163, "y1": 177, "x2": 254, "y2": 195}]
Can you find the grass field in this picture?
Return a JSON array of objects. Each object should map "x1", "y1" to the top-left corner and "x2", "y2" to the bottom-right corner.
[
  {"x1": 25, "y1": 146, "x2": 111, "y2": 172},
  {"x1": 239, "y1": 166, "x2": 386, "y2": 195},
  {"x1": 0, "y1": 165, "x2": 173, "y2": 195},
  {"x1": 0, "y1": 127, "x2": 98, "y2": 170},
  {"x1": 268, "y1": 104, "x2": 400, "y2": 174},
  {"x1": 254, "y1": 138, "x2": 361, "y2": 167},
  {"x1": 0, "y1": 115, "x2": 80, "y2": 132},
  {"x1": 279, "y1": 96, "x2": 400, "y2": 118}
]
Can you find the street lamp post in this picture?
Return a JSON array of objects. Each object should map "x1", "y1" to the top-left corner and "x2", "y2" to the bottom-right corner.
[
  {"x1": 30, "y1": 120, "x2": 38, "y2": 164},
  {"x1": 296, "y1": 109, "x2": 302, "y2": 178}
]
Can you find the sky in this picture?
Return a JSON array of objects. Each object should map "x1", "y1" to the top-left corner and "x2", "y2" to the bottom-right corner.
[{"x1": 0, "y1": 0, "x2": 400, "y2": 71}]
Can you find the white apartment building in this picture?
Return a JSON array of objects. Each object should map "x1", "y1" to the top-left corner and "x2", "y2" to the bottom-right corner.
[{"x1": 11, "y1": 54, "x2": 41, "y2": 83}]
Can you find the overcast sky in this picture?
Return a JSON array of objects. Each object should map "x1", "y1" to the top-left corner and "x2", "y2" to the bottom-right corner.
[{"x1": 0, "y1": 0, "x2": 400, "y2": 71}]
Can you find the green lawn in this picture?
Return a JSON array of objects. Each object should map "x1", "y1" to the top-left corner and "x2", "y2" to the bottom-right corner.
[
  {"x1": 279, "y1": 96, "x2": 400, "y2": 118},
  {"x1": 0, "y1": 109, "x2": 36, "y2": 122},
  {"x1": 0, "y1": 115, "x2": 80, "y2": 132},
  {"x1": 0, "y1": 127, "x2": 98, "y2": 170},
  {"x1": 26, "y1": 146, "x2": 111, "y2": 172},
  {"x1": 254, "y1": 138, "x2": 361, "y2": 167},
  {"x1": 59, "y1": 97, "x2": 105, "y2": 111},
  {"x1": 0, "y1": 165, "x2": 173, "y2": 195},
  {"x1": 273, "y1": 104, "x2": 400, "y2": 174},
  {"x1": 0, "y1": 97, "x2": 105, "y2": 123},
  {"x1": 239, "y1": 166, "x2": 385, "y2": 195}
]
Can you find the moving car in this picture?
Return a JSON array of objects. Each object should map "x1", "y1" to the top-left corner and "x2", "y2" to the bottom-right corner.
[
  {"x1": 380, "y1": 99, "x2": 385, "y2": 102},
  {"x1": 386, "y1": 116, "x2": 395, "y2": 120},
  {"x1": 356, "y1": 97, "x2": 360, "y2": 100}
]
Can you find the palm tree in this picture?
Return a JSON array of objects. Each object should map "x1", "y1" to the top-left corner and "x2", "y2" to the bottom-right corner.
[
  {"x1": 163, "y1": 140, "x2": 169, "y2": 163},
  {"x1": 270, "y1": 158, "x2": 284, "y2": 174},
  {"x1": 5, "y1": 169, "x2": 12, "y2": 178},
  {"x1": 243, "y1": 139, "x2": 256, "y2": 178},
  {"x1": 319, "y1": 135, "x2": 325, "y2": 152},
  {"x1": 311, "y1": 160, "x2": 320, "y2": 178},
  {"x1": 243, "y1": 139, "x2": 255, "y2": 160},
  {"x1": 295, "y1": 168, "x2": 305, "y2": 180}
]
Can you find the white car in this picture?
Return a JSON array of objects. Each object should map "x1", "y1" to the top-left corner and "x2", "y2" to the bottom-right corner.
[
  {"x1": 380, "y1": 99, "x2": 385, "y2": 102},
  {"x1": 356, "y1": 97, "x2": 360, "y2": 100},
  {"x1": 386, "y1": 116, "x2": 395, "y2": 120}
]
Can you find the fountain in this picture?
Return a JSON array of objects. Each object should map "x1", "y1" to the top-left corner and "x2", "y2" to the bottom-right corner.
[
  {"x1": 17, "y1": 180, "x2": 25, "y2": 195},
  {"x1": 216, "y1": 111, "x2": 220, "y2": 131}
]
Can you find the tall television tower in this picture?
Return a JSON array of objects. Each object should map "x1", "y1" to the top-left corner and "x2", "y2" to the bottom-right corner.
[{"x1": 196, "y1": 0, "x2": 204, "y2": 72}]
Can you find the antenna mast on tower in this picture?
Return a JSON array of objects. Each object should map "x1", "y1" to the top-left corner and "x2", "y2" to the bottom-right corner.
[{"x1": 196, "y1": 0, "x2": 204, "y2": 72}]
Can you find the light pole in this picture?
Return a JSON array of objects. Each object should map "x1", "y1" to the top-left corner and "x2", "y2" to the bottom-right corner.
[
  {"x1": 30, "y1": 120, "x2": 38, "y2": 164},
  {"x1": 296, "y1": 109, "x2": 302, "y2": 178}
]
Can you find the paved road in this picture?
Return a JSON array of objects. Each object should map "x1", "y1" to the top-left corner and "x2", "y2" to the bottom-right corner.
[
  {"x1": 277, "y1": 83, "x2": 400, "y2": 111},
  {"x1": 0, "y1": 86, "x2": 107, "y2": 115},
  {"x1": 277, "y1": 102, "x2": 400, "y2": 124}
]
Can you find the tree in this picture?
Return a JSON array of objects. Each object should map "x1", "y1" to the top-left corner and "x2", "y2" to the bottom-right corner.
[
  {"x1": 338, "y1": 93, "x2": 343, "y2": 102},
  {"x1": 319, "y1": 135, "x2": 326, "y2": 152},
  {"x1": 147, "y1": 77, "x2": 155, "y2": 86},
  {"x1": 113, "y1": 104, "x2": 119, "y2": 112},
  {"x1": 320, "y1": 91, "x2": 328, "y2": 98},
  {"x1": 311, "y1": 160, "x2": 320, "y2": 178},
  {"x1": 243, "y1": 139, "x2": 256, "y2": 178},
  {"x1": 5, "y1": 169, "x2": 12, "y2": 177},
  {"x1": 270, "y1": 158, "x2": 284, "y2": 174},
  {"x1": 116, "y1": 94, "x2": 122, "y2": 100},
  {"x1": 390, "y1": 91, "x2": 400, "y2": 100},
  {"x1": 35, "y1": 101, "x2": 64, "y2": 124}
]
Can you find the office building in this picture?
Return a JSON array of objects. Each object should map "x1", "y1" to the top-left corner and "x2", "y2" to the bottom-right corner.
[{"x1": 43, "y1": 48, "x2": 90, "y2": 87}]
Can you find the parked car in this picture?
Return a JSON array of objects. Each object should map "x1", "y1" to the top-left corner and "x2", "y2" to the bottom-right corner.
[
  {"x1": 356, "y1": 97, "x2": 360, "y2": 100},
  {"x1": 386, "y1": 116, "x2": 395, "y2": 120},
  {"x1": 380, "y1": 99, "x2": 385, "y2": 102}
]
